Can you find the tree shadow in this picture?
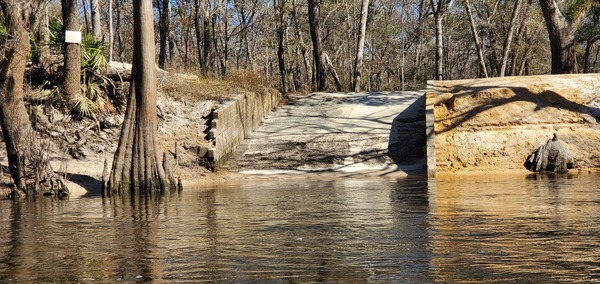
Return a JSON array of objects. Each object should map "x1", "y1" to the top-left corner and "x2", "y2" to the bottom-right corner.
[
  {"x1": 60, "y1": 172, "x2": 102, "y2": 198},
  {"x1": 0, "y1": 161, "x2": 102, "y2": 198},
  {"x1": 434, "y1": 84, "x2": 600, "y2": 135},
  {"x1": 227, "y1": 91, "x2": 428, "y2": 177}
]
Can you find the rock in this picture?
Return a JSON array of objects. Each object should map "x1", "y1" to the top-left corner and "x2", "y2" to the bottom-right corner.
[{"x1": 524, "y1": 134, "x2": 574, "y2": 173}]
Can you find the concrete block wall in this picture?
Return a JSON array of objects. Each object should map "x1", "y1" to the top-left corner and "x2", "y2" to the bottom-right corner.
[{"x1": 208, "y1": 91, "x2": 282, "y2": 169}]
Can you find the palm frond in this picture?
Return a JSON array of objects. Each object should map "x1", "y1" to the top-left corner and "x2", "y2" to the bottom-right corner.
[
  {"x1": 81, "y1": 33, "x2": 107, "y2": 71},
  {"x1": 73, "y1": 95, "x2": 98, "y2": 118},
  {"x1": 48, "y1": 19, "x2": 64, "y2": 52}
]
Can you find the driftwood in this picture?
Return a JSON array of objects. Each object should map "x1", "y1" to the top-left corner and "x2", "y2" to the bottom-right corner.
[{"x1": 524, "y1": 134, "x2": 574, "y2": 173}]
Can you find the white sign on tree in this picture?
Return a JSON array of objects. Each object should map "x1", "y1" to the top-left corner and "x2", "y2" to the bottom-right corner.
[{"x1": 64, "y1": 31, "x2": 82, "y2": 44}]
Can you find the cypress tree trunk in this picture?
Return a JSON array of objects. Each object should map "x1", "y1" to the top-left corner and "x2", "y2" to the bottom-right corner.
[
  {"x1": 0, "y1": 0, "x2": 59, "y2": 196},
  {"x1": 524, "y1": 134, "x2": 574, "y2": 173},
  {"x1": 106, "y1": 0, "x2": 175, "y2": 195}
]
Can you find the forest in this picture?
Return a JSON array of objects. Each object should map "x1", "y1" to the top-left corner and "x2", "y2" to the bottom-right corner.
[
  {"x1": 74, "y1": 0, "x2": 599, "y2": 89},
  {"x1": 0, "y1": 0, "x2": 599, "y2": 197}
]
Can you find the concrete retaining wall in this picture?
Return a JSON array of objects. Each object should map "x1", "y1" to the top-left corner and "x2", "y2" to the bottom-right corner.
[{"x1": 208, "y1": 91, "x2": 282, "y2": 169}]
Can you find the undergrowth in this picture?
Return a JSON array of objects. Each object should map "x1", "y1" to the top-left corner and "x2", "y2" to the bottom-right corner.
[{"x1": 158, "y1": 69, "x2": 273, "y2": 102}]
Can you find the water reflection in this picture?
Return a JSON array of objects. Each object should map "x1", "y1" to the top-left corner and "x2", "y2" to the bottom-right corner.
[
  {"x1": 0, "y1": 178, "x2": 432, "y2": 282},
  {"x1": 429, "y1": 173, "x2": 600, "y2": 283},
  {"x1": 1, "y1": 174, "x2": 600, "y2": 282}
]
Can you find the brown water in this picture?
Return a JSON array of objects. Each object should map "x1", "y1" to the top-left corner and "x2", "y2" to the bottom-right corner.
[{"x1": 0, "y1": 174, "x2": 599, "y2": 283}]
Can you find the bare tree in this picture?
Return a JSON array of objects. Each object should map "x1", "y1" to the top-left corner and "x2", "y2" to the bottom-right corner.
[
  {"x1": 539, "y1": 0, "x2": 592, "y2": 73},
  {"x1": 353, "y1": 0, "x2": 369, "y2": 92},
  {"x1": 430, "y1": 0, "x2": 454, "y2": 80},
  {"x1": 499, "y1": 0, "x2": 523, "y2": 76},
  {"x1": 464, "y1": 0, "x2": 487, "y2": 78},
  {"x1": 106, "y1": 0, "x2": 176, "y2": 195},
  {"x1": 275, "y1": 0, "x2": 288, "y2": 93},
  {"x1": 307, "y1": 0, "x2": 326, "y2": 91}
]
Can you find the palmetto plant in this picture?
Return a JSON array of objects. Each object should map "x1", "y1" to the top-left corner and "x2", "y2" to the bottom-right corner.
[
  {"x1": 48, "y1": 19, "x2": 64, "y2": 51},
  {"x1": 76, "y1": 33, "x2": 114, "y2": 118},
  {"x1": 33, "y1": 20, "x2": 116, "y2": 118},
  {"x1": 0, "y1": 18, "x2": 7, "y2": 44}
]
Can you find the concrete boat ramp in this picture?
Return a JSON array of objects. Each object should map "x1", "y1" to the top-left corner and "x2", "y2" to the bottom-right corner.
[{"x1": 223, "y1": 91, "x2": 426, "y2": 177}]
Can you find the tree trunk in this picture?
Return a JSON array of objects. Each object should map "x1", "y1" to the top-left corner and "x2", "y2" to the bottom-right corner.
[
  {"x1": 115, "y1": 0, "x2": 125, "y2": 61},
  {"x1": 539, "y1": 0, "x2": 591, "y2": 74},
  {"x1": 91, "y1": 0, "x2": 102, "y2": 39},
  {"x1": 582, "y1": 35, "x2": 599, "y2": 73},
  {"x1": 434, "y1": 13, "x2": 443, "y2": 80},
  {"x1": 0, "y1": 0, "x2": 58, "y2": 196},
  {"x1": 353, "y1": 0, "x2": 369, "y2": 92},
  {"x1": 106, "y1": 0, "x2": 175, "y2": 195},
  {"x1": 275, "y1": 0, "x2": 287, "y2": 93},
  {"x1": 431, "y1": 0, "x2": 453, "y2": 81},
  {"x1": 108, "y1": 0, "x2": 114, "y2": 61},
  {"x1": 464, "y1": 0, "x2": 488, "y2": 78},
  {"x1": 524, "y1": 134, "x2": 573, "y2": 173},
  {"x1": 214, "y1": 0, "x2": 228, "y2": 77},
  {"x1": 307, "y1": 0, "x2": 327, "y2": 91},
  {"x1": 35, "y1": 3, "x2": 53, "y2": 71},
  {"x1": 169, "y1": 31, "x2": 177, "y2": 63},
  {"x1": 499, "y1": 0, "x2": 522, "y2": 77},
  {"x1": 202, "y1": 10, "x2": 213, "y2": 74},
  {"x1": 509, "y1": 2, "x2": 531, "y2": 76},
  {"x1": 62, "y1": 0, "x2": 81, "y2": 104},
  {"x1": 291, "y1": 0, "x2": 311, "y2": 89},
  {"x1": 194, "y1": 0, "x2": 203, "y2": 69},
  {"x1": 158, "y1": 0, "x2": 170, "y2": 69},
  {"x1": 324, "y1": 53, "x2": 343, "y2": 91}
]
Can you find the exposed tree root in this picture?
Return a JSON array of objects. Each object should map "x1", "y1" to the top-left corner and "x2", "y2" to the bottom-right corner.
[{"x1": 524, "y1": 134, "x2": 574, "y2": 173}]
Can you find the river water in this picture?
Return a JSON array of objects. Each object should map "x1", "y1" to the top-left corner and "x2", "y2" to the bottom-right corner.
[{"x1": 1, "y1": 173, "x2": 600, "y2": 283}]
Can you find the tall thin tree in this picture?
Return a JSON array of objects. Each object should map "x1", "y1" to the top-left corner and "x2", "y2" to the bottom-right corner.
[
  {"x1": 307, "y1": 0, "x2": 326, "y2": 91},
  {"x1": 108, "y1": 0, "x2": 114, "y2": 61},
  {"x1": 430, "y1": 0, "x2": 454, "y2": 80},
  {"x1": 353, "y1": 0, "x2": 369, "y2": 92},
  {"x1": 275, "y1": 0, "x2": 288, "y2": 93},
  {"x1": 499, "y1": 0, "x2": 523, "y2": 77},
  {"x1": 158, "y1": 0, "x2": 171, "y2": 68},
  {"x1": 464, "y1": 0, "x2": 488, "y2": 78}
]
